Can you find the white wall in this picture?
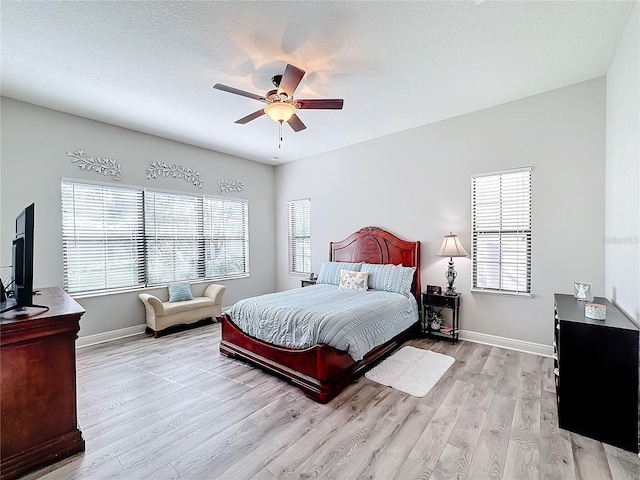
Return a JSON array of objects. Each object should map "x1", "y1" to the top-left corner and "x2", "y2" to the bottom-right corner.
[
  {"x1": 275, "y1": 78, "x2": 607, "y2": 347},
  {"x1": 3, "y1": 65, "x2": 625, "y2": 349},
  {"x1": 0, "y1": 97, "x2": 276, "y2": 337},
  {"x1": 606, "y1": 2, "x2": 640, "y2": 326}
]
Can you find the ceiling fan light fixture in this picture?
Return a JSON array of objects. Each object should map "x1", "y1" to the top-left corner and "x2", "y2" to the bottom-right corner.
[
  {"x1": 264, "y1": 102, "x2": 296, "y2": 123},
  {"x1": 214, "y1": 63, "x2": 342, "y2": 135}
]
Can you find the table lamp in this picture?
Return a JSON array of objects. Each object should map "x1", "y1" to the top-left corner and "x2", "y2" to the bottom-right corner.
[{"x1": 435, "y1": 232, "x2": 469, "y2": 295}]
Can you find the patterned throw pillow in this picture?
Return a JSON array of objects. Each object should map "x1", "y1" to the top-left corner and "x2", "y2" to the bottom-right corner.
[
  {"x1": 316, "y1": 261, "x2": 362, "y2": 285},
  {"x1": 360, "y1": 263, "x2": 416, "y2": 297},
  {"x1": 168, "y1": 282, "x2": 194, "y2": 302},
  {"x1": 338, "y1": 269, "x2": 369, "y2": 291}
]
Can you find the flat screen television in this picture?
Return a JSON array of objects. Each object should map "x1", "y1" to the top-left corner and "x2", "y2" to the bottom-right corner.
[
  {"x1": 13, "y1": 203, "x2": 35, "y2": 308},
  {"x1": 1, "y1": 203, "x2": 35, "y2": 314}
]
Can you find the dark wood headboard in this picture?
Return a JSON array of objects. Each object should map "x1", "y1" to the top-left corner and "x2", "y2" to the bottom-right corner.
[{"x1": 329, "y1": 226, "x2": 421, "y2": 301}]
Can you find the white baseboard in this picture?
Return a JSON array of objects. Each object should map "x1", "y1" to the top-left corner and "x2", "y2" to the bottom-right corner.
[
  {"x1": 75, "y1": 323, "x2": 553, "y2": 358},
  {"x1": 458, "y1": 330, "x2": 554, "y2": 357},
  {"x1": 77, "y1": 324, "x2": 146, "y2": 348}
]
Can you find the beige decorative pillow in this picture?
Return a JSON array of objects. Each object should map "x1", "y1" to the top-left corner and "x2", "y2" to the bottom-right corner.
[{"x1": 338, "y1": 269, "x2": 369, "y2": 291}]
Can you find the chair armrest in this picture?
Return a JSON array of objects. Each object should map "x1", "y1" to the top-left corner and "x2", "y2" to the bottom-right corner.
[
  {"x1": 203, "y1": 284, "x2": 226, "y2": 305},
  {"x1": 138, "y1": 293, "x2": 166, "y2": 315}
]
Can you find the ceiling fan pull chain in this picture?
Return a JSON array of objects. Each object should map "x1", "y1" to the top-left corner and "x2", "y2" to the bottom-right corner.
[{"x1": 278, "y1": 120, "x2": 283, "y2": 149}]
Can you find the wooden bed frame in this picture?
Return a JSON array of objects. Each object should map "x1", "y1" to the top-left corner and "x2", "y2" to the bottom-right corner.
[{"x1": 219, "y1": 226, "x2": 421, "y2": 403}]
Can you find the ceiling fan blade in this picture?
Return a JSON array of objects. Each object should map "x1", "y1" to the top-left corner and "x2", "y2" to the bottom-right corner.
[
  {"x1": 287, "y1": 113, "x2": 307, "y2": 132},
  {"x1": 297, "y1": 99, "x2": 344, "y2": 110},
  {"x1": 214, "y1": 84, "x2": 265, "y2": 102},
  {"x1": 235, "y1": 109, "x2": 265, "y2": 124},
  {"x1": 277, "y1": 64, "x2": 305, "y2": 97}
]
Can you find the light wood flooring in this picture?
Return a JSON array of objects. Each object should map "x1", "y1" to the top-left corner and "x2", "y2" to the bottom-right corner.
[{"x1": 22, "y1": 322, "x2": 639, "y2": 480}]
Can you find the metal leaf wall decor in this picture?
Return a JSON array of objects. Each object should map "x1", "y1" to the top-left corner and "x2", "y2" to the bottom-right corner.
[
  {"x1": 66, "y1": 149, "x2": 123, "y2": 180},
  {"x1": 218, "y1": 178, "x2": 245, "y2": 193},
  {"x1": 146, "y1": 161, "x2": 203, "y2": 189}
]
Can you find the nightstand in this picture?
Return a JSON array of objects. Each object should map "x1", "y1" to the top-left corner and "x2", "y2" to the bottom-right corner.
[
  {"x1": 421, "y1": 292, "x2": 461, "y2": 344},
  {"x1": 301, "y1": 279, "x2": 317, "y2": 287}
]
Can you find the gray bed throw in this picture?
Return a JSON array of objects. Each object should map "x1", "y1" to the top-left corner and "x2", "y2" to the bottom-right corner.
[{"x1": 227, "y1": 284, "x2": 419, "y2": 361}]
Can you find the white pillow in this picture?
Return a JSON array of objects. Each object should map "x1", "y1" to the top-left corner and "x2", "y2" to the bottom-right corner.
[
  {"x1": 316, "y1": 261, "x2": 362, "y2": 285},
  {"x1": 360, "y1": 263, "x2": 416, "y2": 296},
  {"x1": 338, "y1": 269, "x2": 369, "y2": 291}
]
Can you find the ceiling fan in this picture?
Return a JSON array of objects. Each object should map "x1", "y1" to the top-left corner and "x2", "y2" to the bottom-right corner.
[{"x1": 213, "y1": 64, "x2": 343, "y2": 146}]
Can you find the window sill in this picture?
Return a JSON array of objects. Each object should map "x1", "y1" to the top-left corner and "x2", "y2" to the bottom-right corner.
[
  {"x1": 69, "y1": 274, "x2": 250, "y2": 299},
  {"x1": 471, "y1": 288, "x2": 532, "y2": 299}
]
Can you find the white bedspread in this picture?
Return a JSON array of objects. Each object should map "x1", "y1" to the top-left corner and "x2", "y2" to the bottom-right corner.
[{"x1": 227, "y1": 284, "x2": 419, "y2": 361}]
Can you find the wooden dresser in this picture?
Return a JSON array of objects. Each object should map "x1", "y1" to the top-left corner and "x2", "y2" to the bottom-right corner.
[
  {"x1": 553, "y1": 293, "x2": 639, "y2": 453},
  {"x1": 1, "y1": 287, "x2": 85, "y2": 479}
]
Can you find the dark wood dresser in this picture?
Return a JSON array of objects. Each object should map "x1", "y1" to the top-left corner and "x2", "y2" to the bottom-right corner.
[
  {"x1": 553, "y1": 293, "x2": 639, "y2": 452},
  {"x1": 1, "y1": 287, "x2": 85, "y2": 479}
]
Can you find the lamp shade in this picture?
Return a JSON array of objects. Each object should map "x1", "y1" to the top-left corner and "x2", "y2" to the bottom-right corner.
[
  {"x1": 435, "y1": 233, "x2": 469, "y2": 258},
  {"x1": 264, "y1": 102, "x2": 296, "y2": 122}
]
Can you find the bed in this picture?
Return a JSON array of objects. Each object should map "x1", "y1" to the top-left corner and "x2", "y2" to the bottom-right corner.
[{"x1": 219, "y1": 226, "x2": 421, "y2": 403}]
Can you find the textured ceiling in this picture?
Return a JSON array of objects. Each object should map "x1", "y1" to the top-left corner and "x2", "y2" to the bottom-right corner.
[{"x1": 1, "y1": 1, "x2": 635, "y2": 165}]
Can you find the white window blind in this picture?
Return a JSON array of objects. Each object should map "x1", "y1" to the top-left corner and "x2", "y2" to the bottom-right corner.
[
  {"x1": 61, "y1": 181, "x2": 145, "y2": 294},
  {"x1": 204, "y1": 197, "x2": 249, "y2": 278},
  {"x1": 471, "y1": 167, "x2": 532, "y2": 295},
  {"x1": 61, "y1": 181, "x2": 249, "y2": 295},
  {"x1": 144, "y1": 191, "x2": 204, "y2": 284},
  {"x1": 288, "y1": 199, "x2": 311, "y2": 274}
]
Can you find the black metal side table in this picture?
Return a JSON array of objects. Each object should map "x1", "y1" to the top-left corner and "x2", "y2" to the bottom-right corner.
[{"x1": 421, "y1": 292, "x2": 461, "y2": 344}]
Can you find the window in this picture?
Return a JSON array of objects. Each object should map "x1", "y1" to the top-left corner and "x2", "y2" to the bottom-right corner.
[
  {"x1": 203, "y1": 197, "x2": 249, "y2": 278},
  {"x1": 144, "y1": 191, "x2": 204, "y2": 284},
  {"x1": 288, "y1": 199, "x2": 311, "y2": 274},
  {"x1": 471, "y1": 167, "x2": 532, "y2": 296},
  {"x1": 61, "y1": 180, "x2": 249, "y2": 294},
  {"x1": 61, "y1": 182, "x2": 145, "y2": 293}
]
